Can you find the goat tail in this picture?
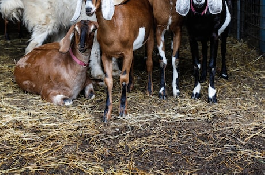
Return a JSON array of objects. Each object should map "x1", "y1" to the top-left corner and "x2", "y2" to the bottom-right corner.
[{"x1": 0, "y1": 0, "x2": 24, "y2": 21}]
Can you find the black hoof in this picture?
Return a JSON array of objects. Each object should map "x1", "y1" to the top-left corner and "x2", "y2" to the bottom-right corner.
[
  {"x1": 102, "y1": 115, "x2": 108, "y2": 123},
  {"x1": 159, "y1": 93, "x2": 167, "y2": 100},
  {"x1": 220, "y1": 73, "x2": 229, "y2": 80},
  {"x1": 191, "y1": 92, "x2": 201, "y2": 99},
  {"x1": 63, "y1": 98, "x2": 72, "y2": 105},
  {"x1": 87, "y1": 92, "x2": 95, "y2": 99},
  {"x1": 119, "y1": 109, "x2": 126, "y2": 118},
  {"x1": 208, "y1": 95, "x2": 217, "y2": 103}
]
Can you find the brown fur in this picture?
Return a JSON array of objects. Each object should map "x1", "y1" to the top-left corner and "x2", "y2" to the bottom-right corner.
[
  {"x1": 14, "y1": 20, "x2": 98, "y2": 105},
  {"x1": 89, "y1": 0, "x2": 154, "y2": 121},
  {"x1": 149, "y1": 0, "x2": 183, "y2": 98}
]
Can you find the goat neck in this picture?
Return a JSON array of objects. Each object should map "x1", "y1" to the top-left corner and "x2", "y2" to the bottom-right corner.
[
  {"x1": 70, "y1": 44, "x2": 90, "y2": 68},
  {"x1": 191, "y1": 0, "x2": 208, "y2": 15}
]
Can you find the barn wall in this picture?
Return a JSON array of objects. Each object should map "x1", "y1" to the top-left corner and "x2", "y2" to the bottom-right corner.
[{"x1": 230, "y1": 0, "x2": 265, "y2": 53}]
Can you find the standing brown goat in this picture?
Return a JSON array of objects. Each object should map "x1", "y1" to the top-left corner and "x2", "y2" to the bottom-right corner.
[
  {"x1": 73, "y1": 0, "x2": 154, "y2": 122},
  {"x1": 14, "y1": 20, "x2": 98, "y2": 105},
  {"x1": 149, "y1": 0, "x2": 183, "y2": 99}
]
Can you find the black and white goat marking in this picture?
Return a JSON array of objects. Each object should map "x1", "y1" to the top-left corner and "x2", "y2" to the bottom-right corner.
[{"x1": 176, "y1": 0, "x2": 232, "y2": 103}]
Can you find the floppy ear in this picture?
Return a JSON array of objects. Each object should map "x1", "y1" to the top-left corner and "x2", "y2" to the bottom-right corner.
[
  {"x1": 175, "y1": 0, "x2": 190, "y2": 16},
  {"x1": 71, "y1": 0, "x2": 83, "y2": 21},
  {"x1": 59, "y1": 25, "x2": 75, "y2": 53},
  {"x1": 208, "y1": 0, "x2": 222, "y2": 14},
  {"x1": 101, "y1": 0, "x2": 115, "y2": 20}
]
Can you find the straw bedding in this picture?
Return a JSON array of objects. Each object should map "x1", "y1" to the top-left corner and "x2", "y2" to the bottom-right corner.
[{"x1": 0, "y1": 27, "x2": 264, "y2": 174}]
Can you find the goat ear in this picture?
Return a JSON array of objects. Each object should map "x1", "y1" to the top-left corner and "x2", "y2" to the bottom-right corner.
[
  {"x1": 101, "y1": 0, "x2": 115, "y2": 20},
  {"x1": 71, "y1": 0, "x2": 83, "y2": 21},
  {"x1": 176, "y1": 0, "x2": 190, "y2": 16},
  {"x1": 208, "y1": 0, "x2": 222, "y2": 14},
  {"x1": 59, "y1": 25, "x2": 75, "y2": 53}
]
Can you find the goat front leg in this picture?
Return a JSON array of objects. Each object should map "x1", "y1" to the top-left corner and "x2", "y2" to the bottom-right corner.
[
  {"x1": 200, "y1": 40, "x2": 208, "y2": 83},
  {"x1": 172, "y1": 27, "x2": 182, "y2": 98},
  {"x1": 190, "y1": 39, "x2": 201, "y2": 99},
  {"x1": 102, "y1": 54, "x2": 113, "y2": 122},
  {"x1": 25, "y1": 27, "x2": 49, "y2": 54},
  {"x1": 41, "y1": 85, "x2": 73, "y2": 105},
  {"x1": 84, "y1": 75, "x2": 95, "y2": 99},
  {"x1": 208, "y1": 36, "x2": 218, "y2": 103},
  {"x1": 119, "y1": 52, "x2": 133, "y2": 118},
  {"x1": 157, "y1": 27, "x2": 167, "y2": 99}
]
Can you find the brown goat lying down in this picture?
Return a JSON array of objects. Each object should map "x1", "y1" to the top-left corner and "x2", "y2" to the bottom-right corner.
[{"x1": 14, "y1": 20, "x2": 98, "y2": 105}]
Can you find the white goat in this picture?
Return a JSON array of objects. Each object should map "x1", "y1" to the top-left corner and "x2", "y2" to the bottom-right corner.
[{"x1": 0, "y1": 0, "x2": 113, "y2": 79}]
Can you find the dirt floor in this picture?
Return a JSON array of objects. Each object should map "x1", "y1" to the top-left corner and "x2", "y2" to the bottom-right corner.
[{"x1": 0, "y1": 22, "x2": 264, "y2": 174}]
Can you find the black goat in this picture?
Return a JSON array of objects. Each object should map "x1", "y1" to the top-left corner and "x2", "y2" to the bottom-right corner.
[{"x1": 176, "y1": 0, "x2": 232, "y2": 103}]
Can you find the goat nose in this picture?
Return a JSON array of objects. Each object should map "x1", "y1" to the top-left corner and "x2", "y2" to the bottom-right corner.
[{"x1": 86, "y1": 8, "x2": 93, "y2": 16}]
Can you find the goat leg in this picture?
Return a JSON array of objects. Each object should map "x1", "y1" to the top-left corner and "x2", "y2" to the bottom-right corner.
[
  {"x1": 220, "y1": 31, "x2": 229, "y2": 79},
  {"x1": 208, "y1": 36, "x2": 218, "y2": 103},
  {"x1": 200, "y1": 40, "x2": 208, "y2": 83},
  {"x1": 190, "y1": 39, "x2": 201, "y2": 99},
  {"x1": 102, "y1": 55, "x2": 113, "y2": 122}
]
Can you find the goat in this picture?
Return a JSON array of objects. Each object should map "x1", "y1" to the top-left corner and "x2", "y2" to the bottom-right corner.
[
  {"x1": 14, "y1": 20, "x2": 98, "y2": 105},
  {"x1": 148, "y1": 0, "x2": 183, "y2": 99},
  {"x1": 176, "y1": 0, "x2": 232, "y2": 103},
  {"x1": 0, "y1": 0, "x2": 111, "y2": 80},
  {"x1": 73, "y1": 0, "x2": 154, "y2": 122}
]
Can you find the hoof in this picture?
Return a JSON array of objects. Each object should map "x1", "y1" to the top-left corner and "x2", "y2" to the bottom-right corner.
[
  {"x1": 208, "y1": 95, "x2": 217, "y2": 103},
  {"x1": 173, "y1": 90, "x2": 180, "y2": 98},
  {"x1": 220, "y1": 73, "x2": 229, "y2": 80},
  {"x1": 87, "y1": 92, "x2": 95, "y2": 99},
  {"x1": 63, "y1": 98, "x2": 73, "y2": 105},
  {"x1": 159, "y1": 93, "x2": 167, "y2": 100},
  {"x1": 191, "y1": 92, "x2": 201, "y2": 99}
]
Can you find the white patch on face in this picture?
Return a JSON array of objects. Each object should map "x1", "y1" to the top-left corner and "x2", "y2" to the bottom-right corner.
[
  {"x1": 218, "y1": 2, "x2": 231, "y2": 36},
  {"x1": 157, "y1": 30, "x2": 167, "y2": 65},
  {"x1": 193, "y1": 0, "x2": 206, "y2": 6},
  {"x1": 133, "y1": 27, "x2": 146, "y2": 50},
  {"x1": 193, "y1": 83, "x2": 201, "y2": 95},
  {"x1": 208, "y1": 85, "x2": 216, "y2": 98},
  {"x1": 86, "y1": 0, "x2": 97, "y2": 14},
  {"x1": 172, "y1": 56, "x2": 180, "y2": 97}
]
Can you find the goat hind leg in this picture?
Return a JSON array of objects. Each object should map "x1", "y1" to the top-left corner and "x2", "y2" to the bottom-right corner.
[
  {"x1": 220, "y1": 32, "x2": 229, "y2": 79},
  {"x1": 172, "y1": 28, "x2": 181, "y2": 97},
  {"x1": 25, "y1": 28, "x2": 49, "y2": 54},
  {"x1": 200, "y1": 40, "x2": 208, "y2": 83}
]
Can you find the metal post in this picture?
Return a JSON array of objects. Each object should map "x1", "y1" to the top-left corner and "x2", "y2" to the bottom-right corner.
[
  {"x1": 260, "y1": 0, "x2": 265, "y2": 53},
  {"x1": 237, "y1": 0, "x2": 241, "y2": 40}
]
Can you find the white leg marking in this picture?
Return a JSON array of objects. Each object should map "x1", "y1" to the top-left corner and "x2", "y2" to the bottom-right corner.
[
  {"x1": 53, "y1": 95, "x2": 72, "y2": 106},
  {"x1": 158, "y1": 30, "x2": 167, "y2": 65},
  {"x1": 133, "y1": 27, "x2": 146, "y2": 50},
  {"x1": 193, "y1": 83, "x2": 201, "y2": 95},
  {"x1": 208, "y1": 84, "x2": 216, "y2": 99},
  {"x1": 172, "y1": 56, "x2": 180, "y2": 97}
]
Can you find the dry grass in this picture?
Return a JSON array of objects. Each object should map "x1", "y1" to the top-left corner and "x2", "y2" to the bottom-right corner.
[{"x1": 0, "y1": 30, "x2": 264, "y2": 174}]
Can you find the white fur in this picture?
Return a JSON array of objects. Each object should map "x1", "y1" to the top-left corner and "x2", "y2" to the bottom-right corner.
[
  {"x1": 172, "y1": 56, "x2": 180, "y2": 97},
  {"x1": 218, "y1": 2, "x2": 231, "y2": 36},
  {"x1": 158, "y1": 30, "x2": 168, "y2": 65},
  {"x1": 133, "y1": 27, "x2": 146, "y2": 50},
  {"x1": 53, "y1": 95, "x2": 73, "y2": 106},
  {"x1": 101, "y1": 0, "x2": 115, "y2": 20},
  {"x1": 208, "y1": 85, "x2": 216, "y2": 98},
  {"x1": 193, "y1": 83, "x2": 201, "y2": 95}
]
